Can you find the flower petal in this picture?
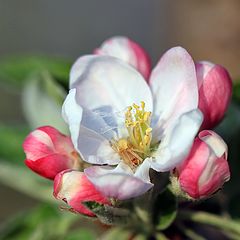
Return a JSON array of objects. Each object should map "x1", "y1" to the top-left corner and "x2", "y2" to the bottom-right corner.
[
  {"x1": 25, "y1": 154, "x2": 76, "y2": 180},
  {"x1": 62, "y1": 89, "x2": 120, "y2": 165},
  {"x1": 150, "y1": 47, "x2": 198, "y2": 140},
  {"x1": 84, "y1": 163, "x2": 153, "y2": 200},
  {"x1": 178, "y1": 130, "x2": 230, "y2": 199},
  {"x1": 94, "y1": 36, "x2": 151, "y2": 80},
  {"x1": 70, "y1": 55, "x2": 153, "y2": 113},
  {"x1": 134, "y1": 158, "x2": 152, "y2": 183},
  {"x1": 152, "y1": 109, "x2": 203, "y2": 171},
  {"x1": 54, "y1": 170, "x2": 110, "y2": 216},
  {"x1": 196, "y1": 61, "x2": 232, "y2": 130},
  {"x1": 69, "y1": 55, "x2": 96, "y2": 88},
  {"x1": 77, "y1": 126, "x2": 120, "y2": 165},
  {"x1": 199, "y1": 130, "x2": 228, "y2": 158},
  {"x1": 62, "y1": 88, "x2": 83, "y2": 152},
  {"x1": 23, "y1": 126, "x2": 80, "y2": 180}
]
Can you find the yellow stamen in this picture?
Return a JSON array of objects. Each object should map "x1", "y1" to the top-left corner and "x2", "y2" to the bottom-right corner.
[{"x1": 112, "y1": 102, "x2": 153, "y2": 169}]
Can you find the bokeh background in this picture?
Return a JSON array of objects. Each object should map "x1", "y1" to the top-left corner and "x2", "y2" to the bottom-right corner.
[{"x1": 0, "y1": 0, "x2": 240, "y2": 239}]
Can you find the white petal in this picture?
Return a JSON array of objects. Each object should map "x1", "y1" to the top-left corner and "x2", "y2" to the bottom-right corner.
[
  {"x1": 134, "y1": 158, "x2": 152, "y2": 183},
  {"x1": 85, "y1": 163, "x2": 153, "y2": 200},
  {"x1": 62, "y1": 89, "x2": 119, "y2": 165},
  {"x1": 199, "y1": 130, "x2": 228, "y2": 158},
  {"x1": 62, "y1": 88, "x2": 82, "y2": 151},
  {"x1": 81, "y1": 108, "x2": 117, "y2": 140},
  {"x1": 152, "y1": 109, "x2": 203, "y2": 171},
  {"x1": 70, "y1": 55, "x2": 96, "y2": 88},
  {"x1": 78, "y1": 126, "x2": 120, "y2": 165},
  {"x1": 150, "y1": 47, "x2": 198, "y2": 140},
  {"x1": 71, "y1": 55, "x2": 153, "y2": 113}
]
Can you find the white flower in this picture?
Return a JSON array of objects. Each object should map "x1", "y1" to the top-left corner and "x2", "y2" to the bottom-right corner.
[{"x1": 62, "y1": 43, "x2": 203, "y2": 200}]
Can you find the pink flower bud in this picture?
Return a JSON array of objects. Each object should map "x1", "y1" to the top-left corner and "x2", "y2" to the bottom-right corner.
[
  {"x1": 196, "y1": 61, "x2": 232, "y2": 130},
  {"x1": 23, "y1": 126, "x2": 80, "y2": 180},
  {"x1": 177, "y1": 130, "x2": 230, "y2": 199},
  {"x1": 53, "y1": 170, "x2": 110, "y2": 216},
  {"x1": 94, "y1": 36, "x2": 151, "y2": 80}
]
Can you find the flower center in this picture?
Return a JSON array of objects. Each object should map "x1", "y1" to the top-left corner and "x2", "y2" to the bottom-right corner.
[{"x1": 111, "y1": 101, "x2": 152, "y2": 169}]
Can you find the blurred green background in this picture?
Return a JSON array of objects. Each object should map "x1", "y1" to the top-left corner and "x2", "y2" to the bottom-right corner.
[{"x1": 0, "y1": 0, "x2": 240, "y2": 239}]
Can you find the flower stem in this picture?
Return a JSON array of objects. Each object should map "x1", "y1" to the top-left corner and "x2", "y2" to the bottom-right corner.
[{"x1": 179, "y1": 210, "x2": 240, "y2": 235}]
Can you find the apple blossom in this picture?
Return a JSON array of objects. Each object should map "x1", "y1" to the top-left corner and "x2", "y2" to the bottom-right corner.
[
  {"x1": 54, "y1": 170, "x2": 110, "y2": 216},
  {"x1": 196, "y1": 61, "x2": 232, "y2": 130},
  {"x1": 23, "y1": 126, "x2": 81, "y2": 180},
  {"x1": 63, "y1": 46, "x2": 203, "y2": 200},
  {"x1": 94, "y1": 36, "x2": 151, "y2": 80},
  {"x1": 176, "y1": 130, "x2": 230, "y2": 199}
]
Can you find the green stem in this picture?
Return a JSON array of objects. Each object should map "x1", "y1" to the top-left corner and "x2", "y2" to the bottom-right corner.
[{"x1": 179, "y1": 210, "x2": 240, "y2": 235}]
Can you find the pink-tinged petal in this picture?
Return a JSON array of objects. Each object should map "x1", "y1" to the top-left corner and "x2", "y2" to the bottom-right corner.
[
  {"x1": 25, "y1": 154, "x2": 75, "y2": 180},
  {"x1": 62, "y1": 89, "x2": 120, "y2": 165},
  {"x1": 177, "y1": 130, "x2": 230, "y2": 199},
  {"x1": 84, "y1": 163, "x2": 153, "y2": 200},
  {"x1": 150, "y1": 47, "x2": 198, "y2": 140},
  {"x1": 177, "y1": 139, "x2": 210, "y2": 198},
  {"x1": 94, "y1": 36, "x2": 151, "y2": 80},
  {"x1": 69, "y1": 55, "x2": 153, "y2": 113},
  {"x1": 23, "y1": 126, "x2": 80, "y2": 180},
  {"x1": 152, "y1": 109, "x2": 203, "y2": 172},
  {"x1": 54, "y1": 170, "x2": 110, "y2": 216},
  {"x1": 196, "y1": 61, "x2": 232, "y2": 130},
  {"x1": 24, "y1": 128, "x2": 54, "y2": 160}
]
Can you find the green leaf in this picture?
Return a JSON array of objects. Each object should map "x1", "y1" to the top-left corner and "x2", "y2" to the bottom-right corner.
[
  {"x1": 0, "y1": 161, "x2": 54, "y2": 202},
  {"x1": 0, "y1": 55, "x2": 71, "y2": 88},
  {"x1": 152, "y1": 189, "x2": 177, "y2": 231},
  {"x1": 22, "y1": 71, "x2": 68, "y2": 134},
  {"x1": 83, "y1": 201, "x2": 131, "y2": 225},
  {"x1": 0, "y1": 123, "x2": 30, "y2": 164}
]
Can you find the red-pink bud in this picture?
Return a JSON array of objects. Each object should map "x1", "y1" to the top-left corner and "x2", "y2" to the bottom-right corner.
[
  {"x1": 53, "y1": 170, "x2": 110, "y2": 216},
  {"x1": 196, "y1": 61, "x2": 232, "y2": 130},
  {"x1": 94, "y1": 36, "x2": 151, "y2": 80},
  {"x1": 177, "y1": 130, "x2": 230, "y2": 199},
  {"x1": 23, "y1": 126, "x2": 80, "y2": 180}
]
